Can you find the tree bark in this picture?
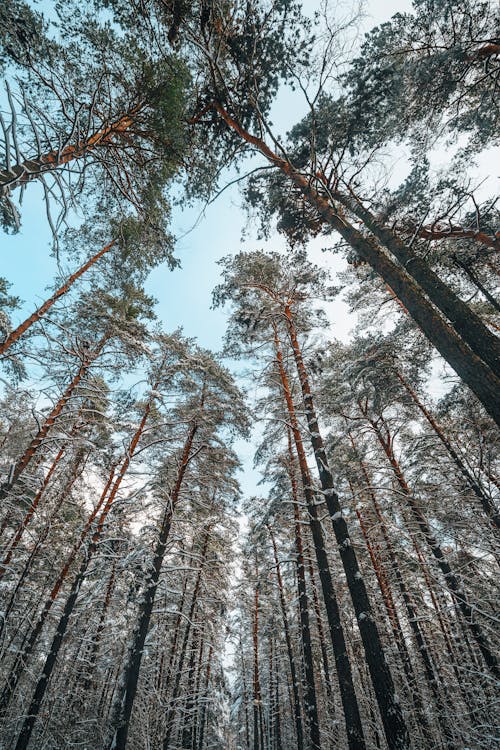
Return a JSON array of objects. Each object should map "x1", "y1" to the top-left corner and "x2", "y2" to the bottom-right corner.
[
  {"x1": 268, "y1": 523, "x2": 304, "y2": 750},
  {"x1": 394, "y1": 368, "x2": 500, "y2": 529},
  {"x1": 284, "y1": 308, "x2": 410, "y2": 750},
  {"x1": 161, "y1": 529, "x2": 211, "y2": 750},
  {"x1": 0, "y1": 336, "x2": 106, "y2": 500},
  {"x1": 0, "y1": 240, "x2": 116, "y2": 355},
  {"x1": 0, "y1": 107, "x2": 143, "y2": 194},
  {"x1": 0, "y1": 444, "x2": 66, "y2": 578},
  {"x1": 273, "y1": 325, "x2": 366, "y2": 750},
  {"x1": 334, "y1": 192, "x2": 500, "y2": 374},
  {"x1": 107, "y1": 422, "x2": 199, "y2": 750}
]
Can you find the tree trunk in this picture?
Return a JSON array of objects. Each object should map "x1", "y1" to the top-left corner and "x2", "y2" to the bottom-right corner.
[
  {"x1": 303, "y1": 541, "x2": 334, "y2": 707},
  {"x1": 452, "y1": 255, "x2": 500, "y2": 313},
  {"x1": 13, "y1": 538, "x2": 94, "y2": 750},
  {"x1": 253, "y1": 571, "x2": 263, "y2": 750},
  {"x1": 284, "y1": 309, "x2": 410, "y2": 750},
  {"x1": 161, "y1": 530, "x2": 211, "y2": 750},
  {"x1": 106, "y1": 422, "x2": 199, "y2": 750},
  {"x1": 0, "y1": 107, "x2": 143, "y2": 194},
  {"x1": 334, "y1": 192, "x2": 500, "y2": 375},
  {"x1": 0, "y1": 240, "x2": 116, "y2": 355},
  {"x1": 348, "y1": 481, "x2": 445, "y2": 748},
  {"x1": 394, "y1": 368, "x2": 500, "y2": 528},
  {"x1": 197, "y1": 643, "x2": 213, "y2": 750},
  {"x1": 273, "y1": 325, "x2": 366, "y2": 750},
  {"x1": 268, "y1": 523, "x2": 304, "y2": 750},
  {"x1": 0, "y1": 444, "x2": 66, "y2": 578},
  {"x1": 286, "y1": 464, "x2": 322, "y2": 750},
  {"x1": 212, "y1": 103, "x2": 500, "y2": 425},
  {"x1": 0, "y1": 460, "x2": 117, "y2": 711},
  {"x1": 365, "y1": 410, "x2": 499, "y2": 678},
  {"x1": 0, "y1": 336, "x2": 106, "y2": 499}
]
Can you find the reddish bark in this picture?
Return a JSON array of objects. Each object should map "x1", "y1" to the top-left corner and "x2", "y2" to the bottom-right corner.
[
  {"x1": 0, "y1": 337, "x2": 106, "y2": 499},
  {"x1": 0, "y1": 106, "x2": 144, "y2": 193},
  {"x1": 0, "y1": 445, "x2": 66, "y2": 578},
  {"x1": 0, "y1": 240, "x2": 116, "y2": 355}
]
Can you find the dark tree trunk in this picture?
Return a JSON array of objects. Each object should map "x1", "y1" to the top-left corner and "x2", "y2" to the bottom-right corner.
[
  {"x1": 268, "y1": 524, "x2": 304, "y2": 750},
  {"x1": 365, "y1": 410, "x2": 499, "y2": 678},
  {"x1": 285, "y1": 310, "x2": 410, "y2": 750},
  {"x1": 394, "y1": 369, "x2": 500, "y2": 528},
  {"x1": 161, "y1": 530, "x2": 211, "y2": 750},
  {"x1": 197, "y1": 643, "x2": 213, "y2": 750},
  {"x1": 334, "y1": 192, "x2": 500, "y2": 375},
  {"x1": 107, "y1": 423, "x2": 199, "y2": 750},
  {"x1": 273, "y1": 326, "x2": 366, "y2": 750}
]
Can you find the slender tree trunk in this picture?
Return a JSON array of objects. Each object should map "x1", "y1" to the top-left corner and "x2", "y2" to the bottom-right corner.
[
  {"x1": 180, "y1": 624, "x2": 201, "y2": 749},
  {"x1": 0, "y1": 461, "x2": 117, "y2": 711},
  {"x1": 273, "y1": 639, "x2": 283, "y2": 750},
  {"x1": 268, "y1": 524, "x2": 304, "y2": 750},
  {"x1": 240, "y1": 644, "x2": 251, "y2": 750},
  {"x1": 191, "y1": 629, "x2": 206, "y2": 750},
  {"x1": 334, "y1": 191, "x2": 500, "y2": 375},
  {"x1": 0, "y1": 336, "x2": 106, "y2": 499},
  {"x1": 348, "y1": 482, "x2": 444, "y2": 748},
  {"x1": 197, "y1": 643, "x2": 213, "y2": 750},
  {"x1": 0, "y1": 106, "x2": 143, "y2": 194},
  {"x1": 365, "y1": 409, "x2": 499, "y2": 678},
  {"x1": 13, "y1": 539, "x2": 95, "y2": 750},
  {"x1": 394, "y1": 369, "x2": 500, "y2": 528},
  {"x1": 0, "y1": 445, "x2": 66, "y2": 578},
  {"x1": 161, "y1": 530, "x2": 211, "y2": 750},
  {"x1": 252, "y1": 570, "x2": 263, "y2": 750},
  {"x1": 452, "y1": 255, "x2": 500, "y2": 313},
  {"x1": 81, "y1": 556, "x2": 118, "y2": 691},
  {"x1": 284, "y1": 309, "x2": 410, "y2": 749},
  {"x1": 107, "y1": 422, "x2": 200, "y2": 750},
  {"x1": 303, "y1": 541, "x2": 334, "y2": 707},
  {"x1": 273, "y1": 326, "x2": 366, "y2": 750},
  {"x1": 0, "y1": 240, "x2": 116, "y2": 355},
  {"x1": 286, "y1": 463, "x2": 322, "y2": 750},
  {"x1": 212, "y1": 103, "x2": 500, "y2": 425},
  {"x1": 10, "y1": 366, "x2": 169, "y2": 745}
]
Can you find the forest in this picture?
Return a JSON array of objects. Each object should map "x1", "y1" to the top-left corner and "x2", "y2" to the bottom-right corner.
[{"x1": 0, "y1": 0, "x2": 498, "y2": 748}]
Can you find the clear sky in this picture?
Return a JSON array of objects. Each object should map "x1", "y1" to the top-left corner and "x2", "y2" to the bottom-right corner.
[{"x1": 1, "y1": 0, "x2": 416, "y2": 496}]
